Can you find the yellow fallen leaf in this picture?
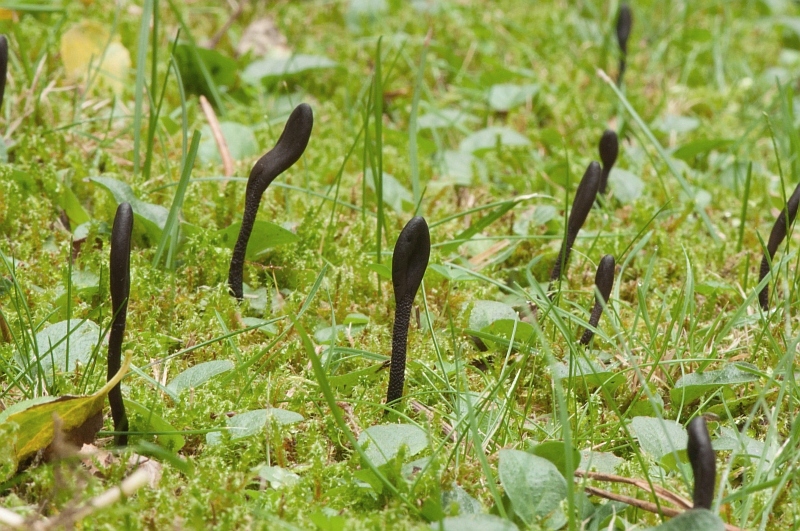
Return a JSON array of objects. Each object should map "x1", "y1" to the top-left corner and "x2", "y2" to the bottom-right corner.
[
  {"x1": 0, "y1": 9, "x2": 15, "y2": 20},
  {"x1": 60, "y1": 21, "x2": 131, "y2": 96},
  {"x1": 0, "y1": 351, "x2": 133, "y2": 480}
]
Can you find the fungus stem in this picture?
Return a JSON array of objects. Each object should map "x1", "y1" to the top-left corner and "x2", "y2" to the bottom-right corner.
[
  {"x1": 109, "y1": 202, "x2": 133, "y2": 446},
  {"x1": 687, "y1": 416, "x2": 715, "y2": 510},
  {"x1": 757, "y1": 181, "x2": 800, "y2": 311}
]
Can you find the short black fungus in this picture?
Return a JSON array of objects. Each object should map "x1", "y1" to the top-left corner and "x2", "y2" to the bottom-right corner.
[
  {"x1": 0, "y1": 35, "x2": 7, "y2": 112},
  {"x1": 579, "y1": 254, "x2": 615, "y2": 345},
  {"x1": 598, "y1": 130, "x2": 618, "y2": 195},
  {"x1": 386, "y1": 216, "x2": 431, "y2": 405},
  {"x1": 109, "y1": 202, "x2": 133, "y2": 446},
  {"x1": 228, "y1": 103, "x2": 314, "y2": 300},
  {"x1": 616, "y1": 3, "x2": 632, "y2": 85},
  {"x1": 687, "y1": 416, "x2": 715, "y2": 510},
  {"x1": 758, "y1": 180, "x2": 800, "y2": 311},
  {"x1": 550, "y1": 161, "x2": 602, "y2": 286}
]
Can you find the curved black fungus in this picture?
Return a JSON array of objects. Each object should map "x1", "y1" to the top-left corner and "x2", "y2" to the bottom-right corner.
[
  {"x1": 616, "y1": 3, "x2": 632, "y2": 85},
  {"x1": 598, "y1": 130, "x2": 618, "y2": 195},
  {"x1": 758, "y1": 180, "x2": 800, "y2": 311},
  {"x1": 109, "y1": 202, "x2": 133, "y2": 446},
  {"x1": 0, "y1": 35, "x2": 7, "y2": 112},
  {"x1": 579, "y1": 254, "x2": 615, "y2": 345},
  {"x1": 687, "y1": 416, "x2": 715, "y2": 510},
  {"x1": 386, "y1": 216, "x2": 431, "y2": 405},
  {"x1": 550, "y1": 161, "x2": 602, "y2": 285},
  {"x1": 227, "y1": 103, "x2": 314, "y2": 300}
]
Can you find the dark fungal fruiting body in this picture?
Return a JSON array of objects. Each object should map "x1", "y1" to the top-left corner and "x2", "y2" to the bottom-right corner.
[
  {"x1": 549, "y1": 161, "x2": 602, "y2": 286},
  {"x1": 579, "y1": 254, "x2": 615, "y2": 345},
  {"x1": 758, "y1": 180, "x2": 800, "y2": 311},
  {"x1": 616, "y1": 3, "x2": 632, "y2": 85},
  {"x1": 109, "y1": 202, "x2": 133, "y2": 446},
  {"x1": 598, "y1": 130, "x2": 618, "y2": 195},
  {"x1": 687, "y1": 416, "x2": 716, "y2": 510},
  {"x1": 0, "y1": 35, "x2": 7, "y2": 112},
  {"x1": 386, "y1": 216, "x2": 431, "y2": 405},
  {"x1": 228, "y1": 103, "x2": 314, "y2": 300}
]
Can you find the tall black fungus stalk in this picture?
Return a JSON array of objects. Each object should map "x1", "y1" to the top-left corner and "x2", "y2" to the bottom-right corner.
[
  {"x1": 386, "y1": 217, "x2": 430, "y2": 405},
  {"x1": 758, "y1": 180, "x2": 800, "y2": 311},
  {"x1": 109, "y1": 202, "x2": 133, "y2": 446},
  {"x1": 549, "y1": 162, "x2": 602, "y2": 287},
  {"x1": 0, "y1": 35, "x2": 7, "y2": 112},
  {"x1": 598, "y1": 130, "x2": 618, "y2": 195},
  {"x1": 616, "y1": 3, "x2": 632, "y2": 86},
  {"x1": 687, "y1": 416, "x2": 715, "y2": 510},
  {"x1": 579, "y1": 254, "x2": 615, "y2": 345},
  {"x1": 228, "y1": 103, "x2": 313, "y2": 299}
]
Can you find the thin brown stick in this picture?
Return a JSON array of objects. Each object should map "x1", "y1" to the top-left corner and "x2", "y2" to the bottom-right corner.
[
  {"x1": 199, "y1": 94, "x2": 234, "y2": 178},
  {"x1": 575, "y1": 469, "x2": 692, "y2": 510}
]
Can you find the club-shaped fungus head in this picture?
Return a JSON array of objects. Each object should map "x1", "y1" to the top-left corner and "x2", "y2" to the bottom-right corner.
[
  {"x1": 687, "y1": 416, "x2": 715, "y2": 510},
  {"x1": 550, "y1": 161, "x2": 602, "y2": 283},
  {"x1": 616, "y1": 4, "x2": 632, "y2": 54},
  {"x1": 386, "y1": 216, "x2": 431, "y2": 405},
  {"x1": 228, "y1": 103, "x2": 314, "y2": 300},
  {"x1": 109, "y1": 202, "x2": 133, "y2": 446},
  {"x1": 580, "y1": 254, "x2": 615, "y2": 345},
  {"x1": 598, "y1": 130, "x2": 619, "y2": 195},
  {"x1": 758, "y1": 180, "x2": 800, "y2": 311}
]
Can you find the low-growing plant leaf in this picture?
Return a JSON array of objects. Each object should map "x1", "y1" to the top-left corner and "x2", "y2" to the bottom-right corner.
[
  {"x1": 578, "y1": 450, "x2": 624, "y2": 474},
  {"x1": 553, "y1": 358, "x2": 624, "y2": 391},
  {"x1": 433, "y1": 514, "x2": 519, "y2": 531},
  {"x1": 357, "y1": 424, "x2": 428, "y2": 467},
  {"x1": 257, "y1": 465, "x2": 300, "y2": 488},
  {"x1": 23, "y1": 319, "x2": 101, "y2": 384},
  {"x1": 124, "y1": 399, "x2": 185, "y2": 451},
  {"x1": 480, "y1": 319, "x2": 535, "y2": 350},
  {"x1": 652, "y1": 114, "x2": 699, "y2": 134},
  {"x1": 671, "y1": 363, "x2": 758, "y2": 405},
  {"x1": 498, "y1": 449, "x2": 567, "y2": 529},
  {"x1": 0, "y1": 351, "x2": 132, "y2": 479},
  {"x1": 672, "y1": 138, "x2": 732, "y2": 161},
  {"x1": 91, "y1": 176, "x2": 169, "y2": 240},
  {"x1": 644, "y1": 509, "x2": 725, "y2": 530},
  {"x1": 527, "y1": 441, "x2": 581, "y2": 478},
  {"x1": 366, "y1": 170, "x2": 414, "y2": 212},
  {"x1": 217, "y1": 220, "x2": 299, "y2": 259},
  {"x1": 241, "y1": 317, "x2": 278, "y2": 336},
  {"x1": 243, "y1": 54, "x2": 336, "y2": 84},
  {"x1": 418, "y1": 109, "x2": 479, "y2": 130},
  {"x1": 468, "y1": 300, "x2": 517, "y2": 331},
  {"x1": 441, "y1": 484, "x2": 483, "y2": 515},
  {"x1": 173, "y1": 43, "x2": 237, "y2": 96},
  {"x1": 166, "y1": 360, "x2": 235, "y2": 395},
  {"x1": 198, "y1": 122, "x2": 258, "y2": 164},
  {"x1": 208, "y1": 408, "x2": 304, "y2": 445},
  {"x1": 459, "y1": 127, "x2": 530, "y2": 154},
  {"x1": 487, "y1": 83, "x2": 538, "y2": 112},
  {"x1": 608, "y1": 168, "x2": 644, "y2": 203},
  {"x1": 630, "y1": 416, "x2": 687, "y2": 468}
]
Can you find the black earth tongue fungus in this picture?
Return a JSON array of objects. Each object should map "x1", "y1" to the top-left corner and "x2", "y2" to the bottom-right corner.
[
  {"x1": 386, "y1": 216, "x2": 431, "y2": 406},
  {"x1": 579, "y1": 254, "x2": 615, "y2": 345},
  {"x1": 687, "y1": 416, "x2": 716, "y2": 510},
  {"x1": 758, "y1": 180, "x2": 800, "y2": 311},
  {"x1": 109, "y1": 202, "x2": 133, "y2": 446},
  {"x1": 549, "y1": 161, "x2": 602, "y2": 293},
  {"x1": 0, "y1": 35, "x2": 7, "y2": 112},
  {"x1": 227, "y1": 103, "x2": 314, "y2": 300},
  {"x1": 598, "y1": 130, "x2": 619, "y2": 195},
  {"x1": 616, "y1": 3, "x2": 632, "y2": 86}
]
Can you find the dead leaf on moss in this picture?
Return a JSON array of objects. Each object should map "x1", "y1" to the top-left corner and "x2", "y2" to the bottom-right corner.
[{"x1": 60, "y1": 21, "x2": 131, "y2": 95}]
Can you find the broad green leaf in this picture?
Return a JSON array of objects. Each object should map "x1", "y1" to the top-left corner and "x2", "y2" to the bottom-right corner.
[
  {"x1": 173, "y1": 43, "x2": 237, "y2": 97},
  {"x1": 553, "y1": 358, "x2": 625, "y2": 391},
  {"x1": 207, "y1": 408, "x2": 304, "y2": 445},
  {"x1": 90, "y1": 176, "x2": 169, "y2": 241},
  {"x1": 468, "y1": 300, "x2": 517, "y2": 331},
  {"x1": 527, "y1": 441, "x2": 581, "y2": 478},
  {"x1": 217, "y1": 220, "x2": 299, "y2": 259},
  {"x1": 428, "y1": 263, "x2": 476, "y2": 281},
  {"x1": 673, "y1": 138, "x2": 733, "y2": 161},
  {"x1": 418, "y1": 109, "x2": 479, "y2": 130},
  {"x1": 166, "y1": 360, "x2": 235, "y2": 395},
  {"x1": 671, "y1": 363, "x2": 758, "y2": 405},
  {"x1": 257, "y1": 465, "x2": 300, "y2": 488},
  {"x1": 487, "y1": 83, "x2": 538, "y2": 112},
  {"x1": 343, "y1": 313, "x2": 369, "y2": 325},
  {"x1": 480, "y1": 319, "x2": 535, "y2": 350},
  {"x1": 309, "y1": 509, "x2": 347, "y2": 531},
  {"x1": 243, "y1": 54, "x2": 336, "y2": 84},
  {"x1": 124, "y1": 399, "x2": 186, "y2": 451},
  {"x1": 441, "y1": 484, "x2": 483, "y2": 515},
  {"x1": 630, "y1": 416, "x2": 687, "y2": 468},
  {"x1": 608, "y1": 168, "x2": 645, "y2": 203},
  {"x1": 1, "y1": 351, "x2": 132, "y2": 477},
  {"x1": 198, "y1": 122, "x2": 259, "y2": 164},
  {"x1": 645, "y1": 509, "x2": 725, "y2": 530},
  {"x1": 365, "y1": 170, "x2": 413, "y2": 212},
  {"x1": 652, "y1": 114, "x2": 699, "y2": 134},
  {"x1": 367, "y1": 263, "x2": 392, "y2": 280},
  {"x1": 23, "y1": 319, "x2": 101, "y2": 384},
  {"x1": 357, "y1": 424, "x2": 428, "y2": 467},
  {"x1": 327, "y1": 363, "x2": 383, "y2": 389},
  {"x1": 439, "y1": 149, "x2": 477, "y2": 186},
  {"x1": 433, "y1": 514, "x2": 518, "y2": 531},
  {"x1": 578, "y1": 450, "x2": 624, "y2": 474},
  {"x1": 241, "y1": 317, "x2": 278, "y2": 336},
  {"x1": 459, "y1": 127, "x2": 530, "y2": 154},
  {"x1": 498, "y1": 449, "x2": 567, "y2": 529}
]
